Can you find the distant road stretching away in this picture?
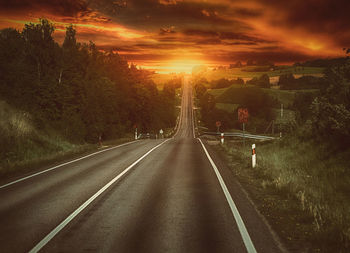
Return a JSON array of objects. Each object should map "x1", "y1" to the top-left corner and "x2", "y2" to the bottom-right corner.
[{"x1": 0, "y1": 76, "x2": 284, "y2": 253}]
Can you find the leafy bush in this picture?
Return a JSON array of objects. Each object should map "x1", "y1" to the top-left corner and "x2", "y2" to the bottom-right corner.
[{"x1": 246, "y1": 74, "x2": 270, "y2": 88}]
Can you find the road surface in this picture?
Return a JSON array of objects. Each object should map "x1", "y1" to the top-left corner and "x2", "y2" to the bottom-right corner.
[{"x1": 0, "y1": 76, "x2": 285, "y2": 252}]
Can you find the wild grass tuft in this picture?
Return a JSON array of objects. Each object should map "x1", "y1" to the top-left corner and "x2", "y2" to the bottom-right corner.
[
  {"x1": 0, "y1": 101, "x2": 81, "y2": 174},
  {"x1": 221, "y1": 137, "x2": 350, "y2": 251}
]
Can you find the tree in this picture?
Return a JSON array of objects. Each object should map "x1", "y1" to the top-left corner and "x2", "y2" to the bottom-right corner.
[
  {"x1": 194, "y1": 82, "x2": 207, "y2": 99},
  {"x1": 22, "y1": 19, "x2": 56, "y2": 81},
  {"x1": 310, "y1": 59, "x2": 350, "y2": 146},
  {"x1": 278, "y1": 73, "x2": 296, "y2": 89},
  {"x1": 257, "y1": 74, "x2": 270, "y2": 88}
]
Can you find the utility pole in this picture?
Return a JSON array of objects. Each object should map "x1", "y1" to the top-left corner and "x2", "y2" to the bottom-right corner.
[
  {"x1": 243, "y1": 122, "x2": 245, "y2": 147},
  {"x1": 280, "y1": 104, "x2": 283, "y2": 138}
]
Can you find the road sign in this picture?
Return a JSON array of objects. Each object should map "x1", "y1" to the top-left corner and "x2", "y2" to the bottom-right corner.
[
  {"x1": 216, "y1": 121, "x2": 221, "y2": 127},
  {"x1": 238, "y1": 108, "x2": 249, "y2": 123},
  {"x1": 159, "y1": 129, "x2": 163, "y2": 134}
]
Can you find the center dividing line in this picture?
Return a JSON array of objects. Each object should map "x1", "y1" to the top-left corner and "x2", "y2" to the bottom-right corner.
[
  {"x1": 0, "y1": 140, "x2": 139, "y2": 190},
  {"x1": 198, "y1": 138, "x2": 257, "y2": 253},
  {"x1": 29, "y1": 138, "x2": 170, "y2": 253}
]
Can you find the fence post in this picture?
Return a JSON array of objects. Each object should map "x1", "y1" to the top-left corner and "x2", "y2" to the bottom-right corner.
[{"x1": 252, "y1": 144, "x2": 256, "y2": 168}]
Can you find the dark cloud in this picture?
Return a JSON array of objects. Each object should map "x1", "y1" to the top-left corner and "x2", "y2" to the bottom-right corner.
[
  {"x1": 233, "y1": 7, "x2": 263, "y2": 18},
  {"x1": 183, "y1": 29, "x2": 270, "y2": 44},
  {"x1": 159, "y1": 26, "x2": 176, "y2": 35},
  {"x1": 259, "y1": 0, "x2": 350, "y2": 45},
  {"x1": 224, "y1": 42, "x2": 257, "y2": 46},
  {"x1": 211, "y1": 49, "x2": 322, "y2": 64},
  {"x1": 1, "y1": 0, "x2": 348, "y2": 66},
  {"x1": 219, "y1": 31, "x2": 269, "y2": 43},
  {"x1": 118, "y1": 53, "x2": 170, "y2": 61},
  {"x1": 0, "y1": 0, "x2": 89, "y2": 17},
  {"x1": 91, "y1": 0, "x2": 241, "y2": 30},
  {"x1": 183, "y1": 29, "x2": 218, "y2": 37},
  {"x1": 196, "y1": 38, "x2": 222, "y2": 45}
]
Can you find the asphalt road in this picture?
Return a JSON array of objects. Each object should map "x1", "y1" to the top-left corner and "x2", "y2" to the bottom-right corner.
[{"x1": 0, "y1": 76, "x2": 285, "y2": 253}]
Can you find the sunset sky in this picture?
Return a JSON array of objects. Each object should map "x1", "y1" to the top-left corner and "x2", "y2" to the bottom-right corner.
[{"x1": 0, "y1": 0, "x2": 349, "y2": 73}]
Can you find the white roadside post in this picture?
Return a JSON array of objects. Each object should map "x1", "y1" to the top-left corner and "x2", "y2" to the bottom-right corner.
[
  {"x1": 135, "y1": 128, "x2": 138, "y2": 140},
  {"x1": 221, "y1": 133, "x2": 224, "y2": 144},
  {"x1": 252, "y1": 144, "x2": 256, "y2": 168}
]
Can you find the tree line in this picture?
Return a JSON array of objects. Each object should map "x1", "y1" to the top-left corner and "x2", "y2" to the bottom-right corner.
[{"x1": 0, "y1": 19, "x2": 179, "y2": 143}]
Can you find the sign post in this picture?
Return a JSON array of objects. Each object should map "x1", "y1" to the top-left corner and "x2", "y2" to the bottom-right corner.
[
  {"x1": 159, "y1": 129, "x2": 164, "y2": 138},
  {"x1": 280, "y1": 103, "x2": 283, "y2": 138},
  {"x1": 238, "y1": 108, "x2": 249, "y2": 147},
  {"x1": 243, "y1": 122, "x2": 245, "y2": 147},
  {"x1": 216, "y1": 121, "x2": 221, "y2": 133},
  {"x1": 134, "y1": 124, "x2": 138, "y2": 140},
  {"x1": 252, "y1": 144, "x2": 256, "y2": 168}
]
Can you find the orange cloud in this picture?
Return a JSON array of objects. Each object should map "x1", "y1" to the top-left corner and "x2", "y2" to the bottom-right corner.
[{"x1": 0, "y1": 0, "x2": 348, "y2": 72}]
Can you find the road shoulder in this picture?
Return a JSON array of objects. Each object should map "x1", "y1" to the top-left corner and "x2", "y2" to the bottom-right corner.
[{"x1": 200, "y1": 139, "x2": 288, "y2": 253}]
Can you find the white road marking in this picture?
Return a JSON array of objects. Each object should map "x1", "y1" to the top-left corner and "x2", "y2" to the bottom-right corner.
[
  {"x1": 29, "y1": 138, "x2": 170, "y2": 253},
  {"x1": 0, "y1": 140, "x2": 139, "y2": 190},
  {"x1": 198, "y1": 138, "x2": 257, "y2": 253},
  {"x1": 191, "y1": 85, "x2": 195, "y2": 138}
]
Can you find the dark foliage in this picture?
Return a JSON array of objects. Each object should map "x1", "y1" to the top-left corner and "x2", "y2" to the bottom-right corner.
[
  {"x1": 198, "y1": 86, "x2": 278, "y2": 132},
  {"x1": 0, "y1": 20, "x2": 177, "y2": 143},
  {"x1": 279, "y1": 74, "x2": 325, "y2": 90},
  {"x1": 211, "y1": 78, "x2": 244, "y2": 89},
  {"x1": 246, "y1": 74, "x2": 271, "y2": 88},
  {"x1": 310, "y1": 59, "x2": 350, "y2": 146},
  {"x1": 299, "y1": 57, "x2": 348, "y2": 68}
]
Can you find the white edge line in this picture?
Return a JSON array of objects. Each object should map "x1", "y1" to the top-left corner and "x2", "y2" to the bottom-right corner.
[
  {"x1": 29, "y1": 138, "x2": 170, "y2": 253},
  {"x1": 173, "y1": 79, "x2": 185, "y2": 138},
  {"x1": 190, "y1": 81, "x2": 195, "y2": 139},
  {"x1": 197, "y1": 138, "x2": 257, "y2": 253},
  {"x1": 0, "y1": 140, "x2": 139, "y2": 190}
]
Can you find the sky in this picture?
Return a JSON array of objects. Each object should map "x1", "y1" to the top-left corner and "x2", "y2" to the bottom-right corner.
[{"x1": 0, "y1": 0, "x2": 349, "y2": 73}]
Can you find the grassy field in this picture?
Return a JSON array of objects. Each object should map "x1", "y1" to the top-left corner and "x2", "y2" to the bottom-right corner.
[
  {"x1": 215, "y1": 103, "x2": 239, "y2": 113},
  {"x1": 263, "y1": 88, "x2": 320, "y2": 107},
  {"x1": 272, "y1": 108, "x2": 296, "y2": 124},
  {"x1": 212, "y1": 138, "x2": 350, "y2": 252},
  {"x1": 208, "y1": 86, "x2": 319, "y2": 109},
  {"x1": 200, "y1": 66, "x2": 325, "y2": 81},
  {"x1": 207, "y1": 87, "x2": 228, "y2": 97},
  {"x1": 262, "y1": 88, "x2": 296, "y2": 107}
]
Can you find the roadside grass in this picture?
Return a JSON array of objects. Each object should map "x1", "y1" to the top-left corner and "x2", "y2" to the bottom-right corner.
[
  {"x1": 262, "y1": 89, "x2": 296, "y2": 107},
  {"x1": 0, "y1": 100, "x2": 133, "y2": 178},
  {"x1": 272, "y1": 108, "x2": 296, "y2": 125},
  {"x1": 213, "y1": 137, "x2": 350, "y2": 252}
]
